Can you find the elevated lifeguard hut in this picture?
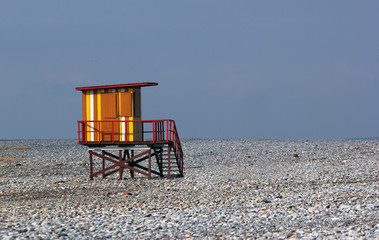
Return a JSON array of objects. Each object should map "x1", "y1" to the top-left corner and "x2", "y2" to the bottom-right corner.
[{"x1": 76, "y1": 82, "x2": 183, "y2": 180}]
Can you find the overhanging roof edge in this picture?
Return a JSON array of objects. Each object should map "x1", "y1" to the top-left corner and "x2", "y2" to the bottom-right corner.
[{"x1": 75, "y1": 82, "x2": 158, "y2": 91}]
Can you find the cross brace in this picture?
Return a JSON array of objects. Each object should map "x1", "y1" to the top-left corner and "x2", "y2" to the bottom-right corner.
[
  {"x1": 88, "y1": 146, "x2": 170, "y2": 180},
  {"x1": 89, "y1": 149, "x2": 153, "y2": 180}
]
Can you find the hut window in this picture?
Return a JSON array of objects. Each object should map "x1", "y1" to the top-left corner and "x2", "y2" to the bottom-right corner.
[
  {"x1": 102, "y1": 92, "x2": 117, "y2": 119},
  {"x1": 120, "y1": 92, "x2": 132, "y2": 117}
]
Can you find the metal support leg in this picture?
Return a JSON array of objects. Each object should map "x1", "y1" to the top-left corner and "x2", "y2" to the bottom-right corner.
[
  {"x1": 148, "y1": 150, "x2": 151, "y2": 180},
  {"x1": 129, "y1": 150, "x2": 135, "y2": 178},
  {"x1": 119, "y1": 150, "x2": 123, "y2": 180},
  {"x1": 102, "y1": 150, "x2": 105, "y2": 179},
  {"x1": 89, "y1": 150, "x2": 94, "y2": 180}
]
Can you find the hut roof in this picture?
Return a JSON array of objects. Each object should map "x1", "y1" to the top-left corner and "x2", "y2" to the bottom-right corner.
[{"x1": 76, "y1": 82, "x2": 158, "y2": 91}]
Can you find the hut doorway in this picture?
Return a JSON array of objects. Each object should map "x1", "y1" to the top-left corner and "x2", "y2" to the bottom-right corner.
[{"x1": 101, "y1": 91, "x2": 120, "y2": 141}]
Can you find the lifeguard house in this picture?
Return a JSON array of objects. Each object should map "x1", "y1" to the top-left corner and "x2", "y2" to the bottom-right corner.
[{"x1": 76, "y1": 82, "x2": 183, "y2": 180}]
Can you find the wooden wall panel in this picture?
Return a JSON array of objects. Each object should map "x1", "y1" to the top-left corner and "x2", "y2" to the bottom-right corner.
[
  {"x1": 93, "y1": 90, "x2": 98, "y2": 141},
  {"x1": 134, "y1": 89, "x2": 141, "y2": 118},
  {"x1": 82, "y1": 91, "x2": 87, "y2": 121}
]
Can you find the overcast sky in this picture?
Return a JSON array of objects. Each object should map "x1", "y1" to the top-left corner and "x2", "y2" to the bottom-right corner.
[{"x1": 1, "y1": 1, "x2": 378, "y2": 140}]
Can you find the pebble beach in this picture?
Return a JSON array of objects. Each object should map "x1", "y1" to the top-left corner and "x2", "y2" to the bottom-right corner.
[{"x1": 0, "y1": 139, "x2": 378, "y2": 239}]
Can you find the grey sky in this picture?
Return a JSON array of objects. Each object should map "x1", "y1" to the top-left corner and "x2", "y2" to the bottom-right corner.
[{"x1": 1, "y1": 1, "x2": 378, "y2": 139}]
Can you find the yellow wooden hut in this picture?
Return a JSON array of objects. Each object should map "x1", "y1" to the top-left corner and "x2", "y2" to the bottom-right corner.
[
  {"x1": 76, "y1": 82, "x2": 157, "y2": 143},
  {"x1": 75, "y1": 82, "x2": 183, "y2": 180}
]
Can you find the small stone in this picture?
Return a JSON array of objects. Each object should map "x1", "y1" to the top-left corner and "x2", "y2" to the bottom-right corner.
[
  {"x1": 296, "y1": 230, "x2": 305, "y2": 237},
  {"x1": 339, "y1": 204, "x2": 351, "y2": 210},
  {"x1": 348, "y1": 230, "x2": 360, "y2": 237},
  {"x1": 308, "y1": 207, "x2": 318, "y2": 212}
]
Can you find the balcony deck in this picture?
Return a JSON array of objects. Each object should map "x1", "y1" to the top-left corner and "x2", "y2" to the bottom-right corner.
[
  {"x1": 78, "y1": 119, "x2": 183, "y2": 158},
  {"x1": 78, "y1": 119, "x2": 184, "y2": 179},
  {"x1": 78, "y1": 140, "x2": 170, "y2": 147}
]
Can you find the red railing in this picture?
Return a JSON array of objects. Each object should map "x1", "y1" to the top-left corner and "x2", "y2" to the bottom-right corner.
[
  {"x1": 78, "y1": 119, "x2": 176, "y2": 143},
  {"x1": 78, "y1": 119, "x2": 183, "y2": 175},
  {"x1": 170, "y1": 120, "x2": 184, "y2": 173},
  {"x1": 78, "y1": 119, "x2": 183, "y2": 172},
  {"x1": 78, "y1": 119, "x2": 184, "y2": 177}
]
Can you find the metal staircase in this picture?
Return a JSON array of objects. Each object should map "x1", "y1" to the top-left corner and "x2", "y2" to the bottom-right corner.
[{"x1": 152, "y1": 143, "x2": 183, "y2": 178}]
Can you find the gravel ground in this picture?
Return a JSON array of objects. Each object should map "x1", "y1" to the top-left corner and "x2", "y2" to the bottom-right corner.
[{"x1": 0, "y1": 139, "x2": 378, "y2": 239}]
